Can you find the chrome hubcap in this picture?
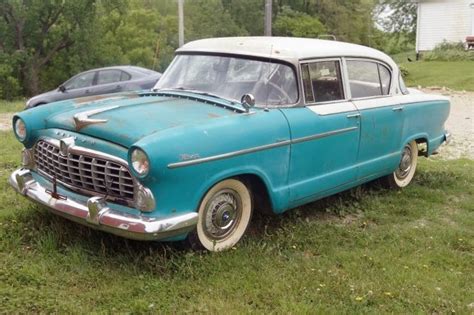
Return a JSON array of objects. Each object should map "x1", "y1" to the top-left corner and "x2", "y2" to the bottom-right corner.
[
  {"x1": 203, "y1": 189, "x2": 241, "y2": 240},
  {"x1": 396, "y1": 145, "x2": 413, "y2": 179}
]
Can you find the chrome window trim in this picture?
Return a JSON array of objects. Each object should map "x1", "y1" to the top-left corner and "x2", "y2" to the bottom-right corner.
[
  {"x1": 343, "y1": 57, "x2": 394, "y2": 100},
  {"x1": 159, "y1": 52, "x2": 302, "y2": 109},
  {"x1": 299, "y1": 57, "x2": 349, "y2": 106},
  {"x1": 168, "y1": 126, "x2": 357, "y2": 169}
]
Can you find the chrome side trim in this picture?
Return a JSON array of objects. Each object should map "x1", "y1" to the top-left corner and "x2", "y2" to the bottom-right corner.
[
  {"x1": 168, "y1": 126, "x2": 358, "y2": 169},
  {"x1": 291, "y1": 126, "x2": 358, "y2": 144},
  {"x1": 9, "y1": 168, "x2": 197, "y2": 241},
  {"x1": 168, "y1": 140, "x2": 292, "y2": 169}
]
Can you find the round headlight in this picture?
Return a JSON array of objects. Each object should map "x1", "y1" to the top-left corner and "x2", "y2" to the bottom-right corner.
[
  {"x1": 14, "y1": 118, "x2": 27, "y2": 141},
  {"x1": 131, "y1": 148, "x2": 150, "y2": 176}
]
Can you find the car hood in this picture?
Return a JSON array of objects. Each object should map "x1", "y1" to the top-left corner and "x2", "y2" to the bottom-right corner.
[
  {"x1": 26, "y1": 89, "x2": 57, "y2": 107},
  {"x1": 44, "y1": 92, "x2": 241, "y2": 147}
]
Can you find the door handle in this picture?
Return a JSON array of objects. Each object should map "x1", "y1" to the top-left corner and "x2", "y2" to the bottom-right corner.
[
  {"x1": 346, "y1": 113, "x2": 361, "y2": 118},
  {"x1": 392, "y1": 106, "x2": 404, "y2": 111}
]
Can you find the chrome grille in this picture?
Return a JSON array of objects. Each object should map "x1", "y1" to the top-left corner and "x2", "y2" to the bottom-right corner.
[{"x1": 34, "y1": 140, "x2": 135, "y2": 201}]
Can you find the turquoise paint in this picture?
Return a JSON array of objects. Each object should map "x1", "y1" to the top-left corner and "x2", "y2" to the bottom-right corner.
[
  {"x1": 280, "y1": 107, "x2": 360, "y2": 207},
  {"x1": 356, "y1": 105, "x2": 403, "y2": 178},
  {"x1": 13, "y1": 91, "x2": 450, "y2": 242}
]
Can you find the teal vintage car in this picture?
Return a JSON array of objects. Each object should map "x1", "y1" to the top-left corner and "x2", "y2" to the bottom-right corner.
[{"x1": 10, "y1": 37, "x2": 451, "y2": 251}]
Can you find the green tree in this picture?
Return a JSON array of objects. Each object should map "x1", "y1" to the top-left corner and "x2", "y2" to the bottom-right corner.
[
  {"x1": 273, "y1": 5, "x2": 325, "y2": 38},
  {"x1": 0, "y1": 0, "x2": 98, "y2": 96},
  {"x1": 377, "y1": 0, "x2": 417, "y2": 34},
  {"x1": 223, "y1": 0, "x2": 265, "y2": 36},
  {"x1": 185, "y1": 0, "x2": 247, "y2": 40}
]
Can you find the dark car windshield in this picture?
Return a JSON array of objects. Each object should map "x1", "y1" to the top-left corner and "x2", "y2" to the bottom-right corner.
[{"x1": 154, "y1": 54, "x2": 298, "y2": 106}]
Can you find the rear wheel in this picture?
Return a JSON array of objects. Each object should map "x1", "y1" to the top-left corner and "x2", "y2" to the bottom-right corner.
[
  {"x1": 382, "y1": 140, "x2": 418, "y2": 189},
  {"x1": 191, "y1": 179, "x2": 253, "y2": 252}
]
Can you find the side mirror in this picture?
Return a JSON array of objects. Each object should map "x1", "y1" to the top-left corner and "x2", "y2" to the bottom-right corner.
[
  {"x1": 58, "y1": 85, "x2": 66, "y2": 93},
  {"x1": 240, "y1": 93, "x2": 255, "y2": 113}
]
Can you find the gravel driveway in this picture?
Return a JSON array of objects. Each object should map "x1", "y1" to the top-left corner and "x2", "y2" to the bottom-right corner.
[
  {"x1": 0, "y1": 89, "x2": 472, "y2": 159},
  {"x1": 426, "y1": 88, "x2": 474, "y2": 160}
]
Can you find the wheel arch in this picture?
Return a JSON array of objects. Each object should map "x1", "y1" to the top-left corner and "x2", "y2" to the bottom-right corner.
[
  {"x1": 401, "y1": 133, "x2": 429, "y2": 156},
  {"x1": 195, "y1": 168, "x2": 277, "y2": 215}
]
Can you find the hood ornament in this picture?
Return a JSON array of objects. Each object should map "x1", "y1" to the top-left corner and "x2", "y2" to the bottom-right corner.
[{"x1": 73, "y1": 106, "x2": 118, "y2": 130}]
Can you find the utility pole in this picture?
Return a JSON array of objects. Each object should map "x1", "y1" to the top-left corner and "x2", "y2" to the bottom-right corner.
[
  {"x1": 264, "y1": 0, "x2": 272, "y2": 36},
  {"x1": 178, "y1": 0, "x2": 184, "y2": 47}
]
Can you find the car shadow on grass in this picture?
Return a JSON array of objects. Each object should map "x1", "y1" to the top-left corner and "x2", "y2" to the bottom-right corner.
[
  {"x1": 9, "y1": 180, "x2": 384, "y2": 252},
  {"x1": 2, "y1": 163, "x2": 460, "y2": 275}
]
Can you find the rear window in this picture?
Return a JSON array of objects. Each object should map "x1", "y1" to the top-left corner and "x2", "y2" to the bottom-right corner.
[
  {"x1": 97, "y1": 70, "x2": 122, "y2": 85},
  {"x1": 347, "y1": 60, "x2": 392, "y2": 98}
]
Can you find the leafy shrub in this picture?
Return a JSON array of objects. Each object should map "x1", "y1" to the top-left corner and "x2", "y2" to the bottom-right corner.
[
  {"x1": 424, "y1": 41, "x2": 474, "y2": 61},
  {"x1": 0, "y1": 61, "x2": 22, "y2": 100},
  {"x1": 398, "y1": 65, "x2": 409, "y2": 78}
]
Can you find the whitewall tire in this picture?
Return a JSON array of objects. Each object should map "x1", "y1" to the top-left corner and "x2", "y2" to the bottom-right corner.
[
  {"x1": 194, "y1": 179, "x2": 253, "y2": 252},
  {"x1": 383, "y1": 140, "x2": 418, "y2": 188}
]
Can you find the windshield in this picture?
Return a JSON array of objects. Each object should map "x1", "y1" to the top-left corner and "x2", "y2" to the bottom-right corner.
[{"x1": 154, "y1": 54, "x2": 298, "y2": 106}]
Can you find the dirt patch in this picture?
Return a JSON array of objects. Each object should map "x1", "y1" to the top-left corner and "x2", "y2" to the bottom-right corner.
[{"x1": 0, "y1": 113, "x2": 13, "y2": 132}]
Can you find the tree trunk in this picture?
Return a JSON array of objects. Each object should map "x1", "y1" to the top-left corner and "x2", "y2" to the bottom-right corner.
[{"x1": 23, "y1": 63, "x2": 40, "y2": 96}]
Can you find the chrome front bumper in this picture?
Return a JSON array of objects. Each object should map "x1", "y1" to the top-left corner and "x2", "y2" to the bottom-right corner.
[{"x1": 8, "y1": 168, "x2": 198, "y2": 241}]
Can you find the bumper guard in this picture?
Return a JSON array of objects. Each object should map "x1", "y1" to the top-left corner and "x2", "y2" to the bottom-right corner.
[{"x1": 8, "y1": 168, "x2": 198, "y2": 241}]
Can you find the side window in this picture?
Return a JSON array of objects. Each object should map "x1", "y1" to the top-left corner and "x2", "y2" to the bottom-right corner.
[
  {"x1": 302, "y1": 60, "x2": 344, "y2": 103},
  {"x1": 97, "y1": 70, "x2": 122, "y2": 85},
  {"x1": 347, "y1": 60, "x2": 392, "y2": 98},
  {"x1": 64, "y1": 72, "x2": 95, "y2": 90},
  {"x1": 120, "y1": 71, "x2": 131, "y2": 81}
]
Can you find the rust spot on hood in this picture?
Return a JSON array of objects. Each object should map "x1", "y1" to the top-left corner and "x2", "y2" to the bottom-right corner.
[{"x1": 73, "y1": 93, "x2": 140, "y2": 106}]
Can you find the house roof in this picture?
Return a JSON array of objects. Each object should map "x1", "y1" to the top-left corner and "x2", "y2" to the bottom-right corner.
[{"x1": 177, "y1": 37, "x2": 396, "y2": 67}]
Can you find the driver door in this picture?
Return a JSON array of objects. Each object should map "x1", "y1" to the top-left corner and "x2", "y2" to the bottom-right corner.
[{"x1": 280, "y1": 59, "x2": 361, "y2": 206}]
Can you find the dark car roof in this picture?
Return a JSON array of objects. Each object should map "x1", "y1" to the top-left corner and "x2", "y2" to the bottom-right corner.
[{"x1": 82, "y1": 65, "x2": 160, "y2": 77}]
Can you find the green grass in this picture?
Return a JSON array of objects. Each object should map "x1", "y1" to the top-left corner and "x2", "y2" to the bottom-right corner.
[
  {"x1": 390, "y1": 51, "x2": 418, "y2": 65},
  {"x1": 1, "y1": 131, "x2": 473, "y2": 313},
  {"x1": 0, "y1": 100, "x2": 25, "y2": 114},
  {"x1": 400, "y1": 61, "x2": 474, "y2": 91}
]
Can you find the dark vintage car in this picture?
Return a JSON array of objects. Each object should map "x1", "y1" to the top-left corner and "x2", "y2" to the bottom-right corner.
[{"x1": 25, "y1": 66, "x2": 162, "y2": 109}]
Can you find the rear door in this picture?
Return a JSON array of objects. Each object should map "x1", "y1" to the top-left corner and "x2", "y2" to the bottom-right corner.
[
  {"x1": 281, "y1": 59, "x2": 361, "y2": 205},
  {"x1": 92, "y1": 69, "x2": 130, "y2": 95},
  {"x1": 346, "y1": 59, "x2": 404, "y2": 179}
]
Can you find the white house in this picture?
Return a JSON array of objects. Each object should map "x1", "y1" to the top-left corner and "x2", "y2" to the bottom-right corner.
[{"x1": 416, "y1": 0, "x2": 474, "y2": 52}]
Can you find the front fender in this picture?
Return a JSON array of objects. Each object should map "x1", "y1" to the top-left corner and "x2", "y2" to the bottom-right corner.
[{"x1": 133, "y1": 108, "x2": 291, "y2": 216}]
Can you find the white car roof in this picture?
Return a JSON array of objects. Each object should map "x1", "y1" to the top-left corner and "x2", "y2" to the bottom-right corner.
[{"x1": 178, "y1": 37, "x2": 396, "y2": 68}]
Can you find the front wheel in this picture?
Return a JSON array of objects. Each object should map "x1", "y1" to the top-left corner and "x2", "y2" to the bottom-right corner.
[
  {"x1": 191, "y1": 178, "x2": 253, "y2": 252},
  {"x1": 382, "y1": 140, "x2": 418, "y2": 189}
]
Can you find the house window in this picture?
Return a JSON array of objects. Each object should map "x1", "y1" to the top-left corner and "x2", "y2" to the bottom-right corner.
[{"x1": 301, "y1": 60, "x2": 344, "y2": 103}]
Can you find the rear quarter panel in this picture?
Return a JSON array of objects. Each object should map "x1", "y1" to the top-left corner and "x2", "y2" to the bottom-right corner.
[{"x1": 400, "y1": 93, "x2": 450, "y2": 155}]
